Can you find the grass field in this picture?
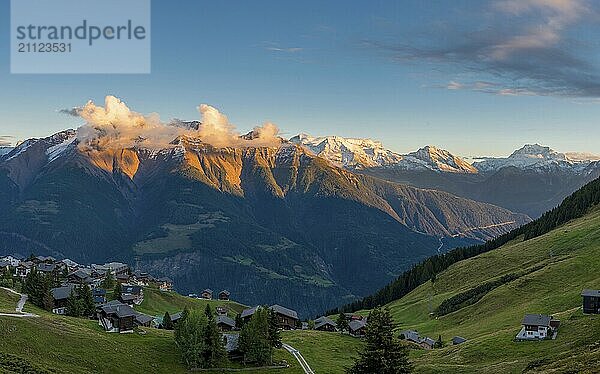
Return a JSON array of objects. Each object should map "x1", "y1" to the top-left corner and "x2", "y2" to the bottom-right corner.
[
  {"x1": 136, "y1": 287, "x2": 247, "y2": 318},
  {"x1": 380, "y1": 206, "x2": 600, "y2": 373},
  {"x1": 0, "y1": 287, "x2": 19, "y2": 313},
  {"x1": 0, "y1": 286, "x2": 358, "y2": 373},
  {"x1": 282, "y1": 330, "x2": 363, "y2": 374}
]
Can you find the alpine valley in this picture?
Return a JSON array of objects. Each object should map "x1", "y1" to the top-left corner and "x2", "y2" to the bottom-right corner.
[{"x1": 1, "y1": 120, "x2": 596, "y2": 317}]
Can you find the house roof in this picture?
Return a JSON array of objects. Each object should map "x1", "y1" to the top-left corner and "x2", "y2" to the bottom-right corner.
[
  {"x1": 349, "y1": 319, "x2": 367, "y2": 332},
  {"x1": 37, "y1": 263, "x2": 57, "y2": 272},
  {"x1": 169, "y1": 312, "x2": 183, "y2": 322},
  {"x1": 122, "y1": 285, "x2": 142, "y2": 295},
  {"x1": 270, "y1": 305, "x2": 298, "y2": 320},
  {"x1": 240, "y1": 306, "x2": 260, "y2": 319},
  {"x1": 582, "y1": 289, "x2": 600, "y2": 297},
  {"x1": 0, "y1": 260, "x2": 10, "y2": 267},
  {"x1": 51, "y1": 285, "x2": 76, "y2": 301},
  {"x1": 93, "y1": 288, "x2": 107, "y2": 296},
  {"x1": 120, "y1": 294, "x2": 136, "y2": 302},
  {"x1": 216, "y1": 315, "x2": 236, "y2": 328},
  {"x1": 94, "y1": 295, "x2": 106, "y2": 304},
  {"x1": 400, "y1": 330, "x2": 420, "y2": 343},
  {"x1": 135, "y1": 312, "x2": 154, "y2": 325},
  {"x1": 101, "y1": 300, "x2": 136, "y2": 318},
  {"x1": 158, "y1": 277, "x2": 172, "y2": 283},
  {"x1": 421, "y1": 337, "x2": 435, "y2": 346},
  {"x1": 314, "y1": 316, "x2": 336, "y2": 330},
  {"x1": 522, "y1": 314, "x2": 552, "y2": 327},
  {"x1": 202, "y1": 289, "x2": 213, "y2": 294},
  {"x1": 219, "y1": 290, "x2": 230, "y2": 296},
  {"x1": 452, "y1": 336, "x2": 467, "y2": 344},
  {"x1": 116, "y1": 274, "x2": 129, "y2": 280}
]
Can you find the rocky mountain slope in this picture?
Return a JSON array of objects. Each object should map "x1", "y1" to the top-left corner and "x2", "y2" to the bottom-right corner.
[{"x1": 0, "y1": 129, "x2": 528, "y2": 316}]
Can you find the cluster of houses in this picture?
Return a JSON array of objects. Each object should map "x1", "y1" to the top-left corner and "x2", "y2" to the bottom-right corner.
[
  {"x1": 0, "y1": 254, "x2": 176, "y2": 334},
  {"x1": 400, "y1": 330, "x2": 466, "y2": 349},
  {"x1": 188, "y1": 289, "x2": 231, "y2": 301}
]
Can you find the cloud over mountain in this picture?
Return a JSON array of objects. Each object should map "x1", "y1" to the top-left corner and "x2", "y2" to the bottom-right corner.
[{"x1": 63, "y1": 96, "x2": 282, "y2": 150}]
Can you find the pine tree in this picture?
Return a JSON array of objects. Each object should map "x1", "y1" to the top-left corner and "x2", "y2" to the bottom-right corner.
[
  {"x1": 239, "y1": 308, "x2": 272, "y2": 365},
  {"x1": 66, "y1": 289, "x2": 82, "y2": 317},
  {"x1": 113, "y1": 282, "x2": 122, "y2": 301},
  {"x1": 42, "y1": 289, "x2": 54, "y2": 311},
  {"x1": 175, "y1": 309, "x2": 226, "y2": 369},
  {"x1": 337, "y1": 312, "x2": 349, "y2": 332},
  {"x1": 267, "y1": 308, "x2": 282, "y2": 349},
  {"x1": 101, "y1": 269, "x2": 115, "y2": 289},
  {"x1": 163, "y1": 311, "x2": 174, "y2": 330},
  {"x1": 235, "y1": 313, "x2": 244, "y2": 329},
  {"x1": 347, "y1": 307, "x2": 412, "y2": 374},
  {"x1": 78, "y1": 284, "x2": 95, "y2": 317}
]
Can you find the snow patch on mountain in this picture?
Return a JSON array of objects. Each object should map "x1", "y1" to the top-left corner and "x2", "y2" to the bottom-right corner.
[
  {"x1": 46, "y1": 133, "x2": 77, "y2": 162},
  {"x1": 474, "y1": 144, "x2": 592, "y2": 173},
  {"x1": 290, "y1": 134, "x2": 476, "y2": 173},
  {"x1": 289, "y1": 133, "x2": 404, "y2": 169}
]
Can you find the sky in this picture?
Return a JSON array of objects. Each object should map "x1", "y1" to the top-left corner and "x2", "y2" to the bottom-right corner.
[{"x1": 0, "y1": 0, "x2": 600, "y2": 157}]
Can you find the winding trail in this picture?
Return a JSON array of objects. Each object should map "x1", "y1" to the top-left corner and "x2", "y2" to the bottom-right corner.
[
  {"x1": 0, "y1": 287, "x2": 39, "y2": 318},
  {"x1": 282, "y1": 343, "x2": 315, "y2": 374}
]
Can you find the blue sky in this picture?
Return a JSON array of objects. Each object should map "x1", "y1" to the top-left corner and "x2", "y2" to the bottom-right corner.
[{"x1": 1, "y1": 0, "x2": 599, "y2": 157}]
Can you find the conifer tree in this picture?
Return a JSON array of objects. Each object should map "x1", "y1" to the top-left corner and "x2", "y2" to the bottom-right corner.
[
  {"x1": 163, "y1": 311, "x2": 174, "y2": 330},
  {"x1": 347, "y1": 307, "x2": 412, "y2": 374},
  {"x1": 337, "y1": 312, "x2": 349, "y2": 332}
]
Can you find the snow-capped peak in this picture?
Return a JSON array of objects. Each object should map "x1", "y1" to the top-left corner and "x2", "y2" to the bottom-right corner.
[
  {"x1": 289, "y1": 133, "x2": 403, "y2": 169},
  {"x1": 474, "y1": 144, "x2": 591, "y2": 173},
  {"x1": 290, "y1": 134, "x2": 477, "y2": 173},
  {"x1": 404, "y1": 145, "x2": 478, "y2": 173}
]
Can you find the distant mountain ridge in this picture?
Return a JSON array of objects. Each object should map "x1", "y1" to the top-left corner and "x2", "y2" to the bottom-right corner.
[{"x1": 0, "y1": 128, "x2": 529, "y2": 317}]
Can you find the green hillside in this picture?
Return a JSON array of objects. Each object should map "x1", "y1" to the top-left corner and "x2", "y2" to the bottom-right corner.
[
  {"x1": 136, "y1": 288, "x2": 247, "y2": 318},
  {"x1": 384, "y1": 205, "x2": 600, "y2": 373},
  {"x1": 0, "y1": 287, "x2": 361, "y2": 373}
]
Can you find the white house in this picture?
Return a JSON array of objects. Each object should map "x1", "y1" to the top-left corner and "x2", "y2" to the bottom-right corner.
[{"x1": 516, "y1": 314, "x2": 560, "y2": 340}]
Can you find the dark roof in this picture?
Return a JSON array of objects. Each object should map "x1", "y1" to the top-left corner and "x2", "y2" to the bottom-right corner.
[
  {"x1": 401, "y1": 330, "x2": 420, "y2": 343},
  {"x1": 94, "y1": 295, "x2": 106, "y2": 304},
  {"x1": 202, "y1": 289, "x2": 213, "y2": 294},
  {"x1": 216, "y1": 315, "x2": 236, "y2": 328},
  {"x1": 241, "y1": 306, "x2": 260, "y2": 319},
  {"x1": 219, "y1": 290, "x2": 231, "y2": 296},
  {"x1": 158, "y1": 277, "x2": 173, "y2": 283},
  {"x1": 582, "y1": 289, "x2": 600, "y2": 297},
  {"x1": 452, "y1": 336, "x2": 467, "y2": 345},
  {"x1": 522, "y1": 314, "x2": 552, "y2": 327},
  {"x1": 120, "y1": 294, "x2": 136, "y2": 302},
  {"x1": 51, "y1": 285, "x2": 76, "y2": 300},
  {"x1": 171, "y1": 312, "x2": 183, "y2": 321},
  {"x1": 122, "y1": 285, "x2": 142, "y2": 295},
  {"x1": 70, "y1": 269, "x2": 89, "y2": 279},
  {"x1": 101, "y1": 300, "x2": 136, "y2": 318},
  {"x1": 135, "y1": 312, "x2": 154, "y2": 325},
  {"x1": 421, "y1": 337, "x2": 435, "y2": 346},
  {"x1": 116, "y1": 274, "x2": 129, "y2": 280},
  {"x1": 270, "y1": 305, "x2": 298, "y2": 320},
  {"x1": 314, "y1": 316, "x2": 336, "y2": 330},
  {"x1": 37, "y1": 263, "x2": 57, "y2": 272},
  {"x1": 349, "y1": 319, "x2": 367, "y2": 332},
  {"x1": 93, "y1": 288, "x2": 107, "y2": 296}
]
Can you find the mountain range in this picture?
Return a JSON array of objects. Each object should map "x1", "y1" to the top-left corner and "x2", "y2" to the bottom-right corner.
[
  {"x1": 292, "y1": 134, "x2": 600, "y2": 218},
  {"x1": 0, "y1": 127, "x2": 533, "y2": 316}
]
